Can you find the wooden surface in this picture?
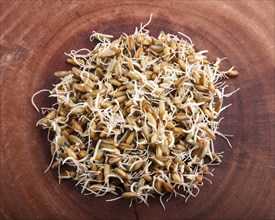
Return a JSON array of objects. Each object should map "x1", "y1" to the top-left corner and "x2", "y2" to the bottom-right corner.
[{"x1": 1, "y1": 1, "x2": 274, "y2": 219}]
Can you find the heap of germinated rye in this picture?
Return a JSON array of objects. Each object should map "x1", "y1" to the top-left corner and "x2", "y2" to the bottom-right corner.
[{"x1": 34, "y1": 21, "x2": 239, "y2": 206}]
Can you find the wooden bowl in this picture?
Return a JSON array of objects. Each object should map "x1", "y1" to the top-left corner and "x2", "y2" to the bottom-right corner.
[{"x1": 1, "y1": 1, "x2": 274, "y2": 219}]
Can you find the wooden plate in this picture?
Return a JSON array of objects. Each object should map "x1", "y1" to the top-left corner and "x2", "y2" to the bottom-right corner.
[{"x1": 1, "y1": 1, "x2": 274, "y2": 219}]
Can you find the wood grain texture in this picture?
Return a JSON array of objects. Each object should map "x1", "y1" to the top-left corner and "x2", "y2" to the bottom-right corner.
[{"x1": 0, "y1": 0, "x2": 274, "y2": 219}]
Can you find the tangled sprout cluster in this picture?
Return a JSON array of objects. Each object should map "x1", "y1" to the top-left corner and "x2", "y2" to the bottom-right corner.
[{"x1": 33, "y1": 16, "x2": 238, "y2": 208}]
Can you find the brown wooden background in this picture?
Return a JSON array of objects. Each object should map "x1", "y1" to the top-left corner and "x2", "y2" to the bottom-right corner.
[{"x1": 1, "y1": 1, "x2": 274, "y2": 219}]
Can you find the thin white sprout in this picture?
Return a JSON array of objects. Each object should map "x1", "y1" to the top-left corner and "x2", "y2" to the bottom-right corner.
[{"x1": 31, "y1": 89, "x2": 51, "y2": 112}]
